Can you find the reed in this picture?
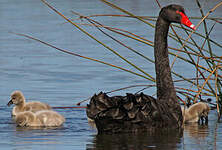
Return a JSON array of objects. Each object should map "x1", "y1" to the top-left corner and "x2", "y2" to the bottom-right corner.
[{"x1": 13, "y1": 0, "x2": 222, "y2": 120}]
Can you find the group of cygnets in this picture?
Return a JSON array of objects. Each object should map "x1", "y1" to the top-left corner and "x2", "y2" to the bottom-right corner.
[{"x1": 7, "y1": 90, "x2": 65, "y2": 127}]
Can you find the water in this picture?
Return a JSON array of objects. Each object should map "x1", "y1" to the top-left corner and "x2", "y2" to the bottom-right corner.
[{"x1": 0, "y1": 0, "x2": 222, "y2": 149}]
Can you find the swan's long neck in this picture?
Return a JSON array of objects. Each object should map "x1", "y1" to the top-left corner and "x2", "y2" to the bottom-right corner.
[{"x1": 154, "y1": 16, "x2": 177, "y2": 100}]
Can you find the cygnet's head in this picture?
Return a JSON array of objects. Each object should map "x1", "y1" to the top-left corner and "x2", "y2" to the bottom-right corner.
[
  {"x1": 16, "y1": 114, "x2": 28, "y2": 127},
  {"x1": 7, "y1": 91, "x2": 25, "y2": 106},
  {"x1": 15, "y1": 112, "x2": 34, "y2": 127}
]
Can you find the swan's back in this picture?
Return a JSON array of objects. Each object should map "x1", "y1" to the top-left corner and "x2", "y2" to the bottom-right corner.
[
  {"x1": 36, "y1": 110, "x2": 65, "y2": 127},
  {"x1": 186, "y1": 102, "x2": 209, "y2": 115},
  {"x1": 87, "y1": 92, "x2": 161, "y2": 133}
]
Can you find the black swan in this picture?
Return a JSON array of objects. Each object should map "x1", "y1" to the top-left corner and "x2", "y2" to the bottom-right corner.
[{"x1": 87, "y1": 4, "x2": 195, "y2": 133}]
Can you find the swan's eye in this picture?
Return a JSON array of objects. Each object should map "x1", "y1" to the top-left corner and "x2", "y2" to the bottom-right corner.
[{"x1": 175, "y1": 15, "x2": 180, "y2": 20}]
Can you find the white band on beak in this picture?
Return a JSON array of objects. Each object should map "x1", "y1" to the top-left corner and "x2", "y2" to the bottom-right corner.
[{"x1": 190, "y1": 24, "x2": 196, "y2": 30}]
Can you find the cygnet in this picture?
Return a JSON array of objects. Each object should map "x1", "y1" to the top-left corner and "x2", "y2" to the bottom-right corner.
[
  {"x1": 7, "y1": 90, "x2": 51, "y2": 116},
  {"x1": 15, "y1": 110, "x2": 65, "y2": 127},
  {"x1": 182, "y1": 102, "x2": 210, "y2": 123}
]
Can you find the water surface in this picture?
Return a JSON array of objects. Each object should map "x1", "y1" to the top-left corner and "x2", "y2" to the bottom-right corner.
[{"x1": 0, "y1": 0, "x2": 222, "y2": 149}]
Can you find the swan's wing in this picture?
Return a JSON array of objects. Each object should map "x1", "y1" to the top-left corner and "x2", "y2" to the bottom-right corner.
[{"x1": 86, "y1": 92, "x2": 159, "y2": 133}]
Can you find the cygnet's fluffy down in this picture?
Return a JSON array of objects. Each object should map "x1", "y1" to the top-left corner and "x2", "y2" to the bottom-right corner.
[
  {"x1": 182, "y1": 102, "x2": 210, "y2": 123},
  {"x1": 15, "y1": 110, "x2": 65, "y2": 127},
  {"x1": 7, "y1": 91, "x2": 51, "y2": 116}
]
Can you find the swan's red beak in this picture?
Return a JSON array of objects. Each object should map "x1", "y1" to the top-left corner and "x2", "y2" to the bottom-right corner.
[{"x1": 176, "y1": 11, "x2": 196, "y2": 30}]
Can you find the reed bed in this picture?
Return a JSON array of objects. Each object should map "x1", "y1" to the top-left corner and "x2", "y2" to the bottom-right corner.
[{"x1": 14, "y1": 0, "x2": 222, "y2": 121}]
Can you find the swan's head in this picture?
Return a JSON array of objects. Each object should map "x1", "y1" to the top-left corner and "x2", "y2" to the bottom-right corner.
[
  {"x1": 160, "y1": 4, "x2": 195, "y2": 30},
  {"x1": 15, "y1": 111, "x2": 34, "y2": 127},
  {"x1": 7, "y1": 90, "x2": 25, "y2": 106}
]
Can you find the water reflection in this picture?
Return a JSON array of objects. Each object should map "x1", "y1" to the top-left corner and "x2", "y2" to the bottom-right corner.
[
  {"x1": 15, "y1": 126, "x2": 65, "y2": 131},
  {"x1": 87, "y1": 130, "x2": 182, "y2": 150},
  {"x1": 183, "y1": 123, "x2": 210, "y2": 150},
  {"x1": 184, "y1": 123, "x2": 209, "y2": 140},
  {"x1": 13, "y1": 126, "x2": 65, "y2": 147}
]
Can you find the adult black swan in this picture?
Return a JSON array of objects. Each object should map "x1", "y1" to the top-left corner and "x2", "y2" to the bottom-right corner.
[{"x1": 87, "y1": 4, "x2": 195, "y2": 134}]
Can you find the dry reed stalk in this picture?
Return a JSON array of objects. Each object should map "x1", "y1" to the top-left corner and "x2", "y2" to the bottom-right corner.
[
  {"x1": 70, "y1": 10, "x2": 218, "y2": 90},
  {"x1": 215, "y1": 65, "x2": 219, "y2": 119},
  {"x1": 170, "y1": 1, "x2": 222, "y2": 69},
  {"x1": 154, "y1": 0, "x2": 220, "y2": 100},
  {"x1": 11, "y1": 32, "x2": 151, "y2": 81},
  {"x1": 70, "y1": 20, "x2": 208, "y2": 59},
  {"x1": 75, "y1": 11, "x2": 155, "y2": 81},
  {"x1": 41, "y1": 0, "x2": 156, "y2": 82},
  {"x1": 16, "y1": 0, "x2": 221, "y2": 110},
  {"x1": 75, "y1": 14, "x2": 222, "y2": 21},
  {"x1": 194, "y1": 67, "x2": 218, "y2": 102}
]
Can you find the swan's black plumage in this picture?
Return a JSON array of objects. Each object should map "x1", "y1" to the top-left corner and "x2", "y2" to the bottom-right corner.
[
  {"x1": 87, "y1": 4, "x2": 194, "y2": 133},
  {"x1": 87, "y1": 92, "x2": 161, "y2": 133}
]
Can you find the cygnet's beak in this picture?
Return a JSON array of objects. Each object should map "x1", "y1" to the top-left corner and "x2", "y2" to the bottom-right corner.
[{"x1": 7, "y1": 99, "x2": 13, "y2": 106}]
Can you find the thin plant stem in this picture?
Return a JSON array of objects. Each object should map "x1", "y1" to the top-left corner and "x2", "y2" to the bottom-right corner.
[
  {"x1": 196, "y1": 0, "x2": 213, "y2": 62},
  {"x1": 194, "y1": 67, "x2": 218, "y2": 101},
  {"x1": 74, "y1": 11, "x2": 155, "y2": 81},
  {"x1": 41, "y1": 0, "x2": 154, "y2": 82},
  {"x1": 78, "y1": 13, "x2": 222, "y2": 48},
  {"x1": 215, "y1": 65, "x2": 220, "y2": 120},
  {"x1": 171, "y1": 1, "x2": 222, "y2": 68},
  {"x1": 11, "y1": 32, "x2": 151, "y2": 81},
  {"x1": 71, "y1": 10, "x2": 219, "y2": 92}
]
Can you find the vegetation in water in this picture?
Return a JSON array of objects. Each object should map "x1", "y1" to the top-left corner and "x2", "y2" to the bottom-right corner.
[{"x1": 13, "y1": 0, "x2": 222, "y2": 121}]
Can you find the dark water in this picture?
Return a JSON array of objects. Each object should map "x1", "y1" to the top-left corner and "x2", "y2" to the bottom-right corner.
[{"x1": 0, "y1": 0, "x2": 222, "y2": 149}]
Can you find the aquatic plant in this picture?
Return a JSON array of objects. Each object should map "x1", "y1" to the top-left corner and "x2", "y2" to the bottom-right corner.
[{"x1": 14, "y1": 0, "x2": 222, "y2": 121}]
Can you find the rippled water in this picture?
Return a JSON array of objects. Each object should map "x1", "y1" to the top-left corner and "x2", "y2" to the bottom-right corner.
[{"x1": 0, "y1": 0, "x2": 222, "y2": 149}]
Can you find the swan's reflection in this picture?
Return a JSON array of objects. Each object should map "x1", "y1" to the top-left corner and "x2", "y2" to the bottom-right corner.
[{"x1": 87, "y1": 129, "x2": 182, "y2": 150}]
